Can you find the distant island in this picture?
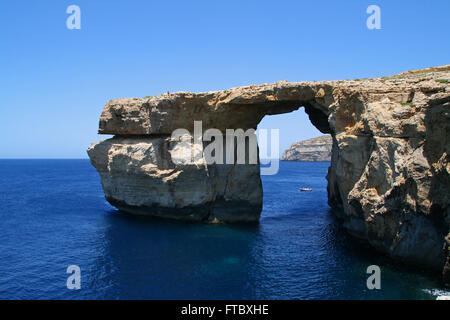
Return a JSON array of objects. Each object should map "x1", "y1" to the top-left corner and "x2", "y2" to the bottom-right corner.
[{"x1": 281, "y1": 136, "x2": 332, "y2": 161}]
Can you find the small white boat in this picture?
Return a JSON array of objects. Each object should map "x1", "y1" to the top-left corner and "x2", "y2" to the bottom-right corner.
[{"x1": 300, "y1": 187, "x2": 312, "y2": 192}]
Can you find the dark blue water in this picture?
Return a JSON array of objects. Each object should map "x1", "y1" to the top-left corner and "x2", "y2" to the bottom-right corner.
[{"x1": 0, "y1": 160, "x2": 447, "y2": 299}]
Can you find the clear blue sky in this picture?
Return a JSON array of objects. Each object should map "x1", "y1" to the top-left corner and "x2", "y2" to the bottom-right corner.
[{"x1": 1, "y1": 0, "x2": 448, "y2": 158}]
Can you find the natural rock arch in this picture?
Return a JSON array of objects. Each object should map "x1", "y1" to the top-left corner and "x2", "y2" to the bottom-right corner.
[{"x1": 88, "y1": 65, "x2": 450, "y2": 285}]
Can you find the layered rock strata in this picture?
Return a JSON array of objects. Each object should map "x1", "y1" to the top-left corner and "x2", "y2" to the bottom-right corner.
[
  {"x1": 88, "y1": 65, "x2": 450, "y2": 285},
  {"x1": 88, "y1": 135, "x2": 262, "y2": 222},
  {"x1": 281, "y1": 135, "x2": 332, "y2": 161}
]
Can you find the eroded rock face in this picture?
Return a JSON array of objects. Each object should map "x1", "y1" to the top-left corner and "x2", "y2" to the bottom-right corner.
[
  {"x1": 88, "y1": 65, "x2": 450, "y2": 285},
  {"x1": 87, "y1": 136, "x2": 262, "y2": 222},
  {"x1": 281, "y1": 135, "x2": 332, "y2": 161}
]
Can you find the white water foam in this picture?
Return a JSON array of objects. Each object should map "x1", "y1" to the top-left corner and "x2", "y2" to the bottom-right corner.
[{"x1": 422, "y1": 288, "x2": 450, "y2": 300}]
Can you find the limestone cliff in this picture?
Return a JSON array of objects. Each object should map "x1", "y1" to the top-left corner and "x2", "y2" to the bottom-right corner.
[
  {"x1": 88, "y1": 65, "x2": 450, "y2": 285},
  {"x1": 281, "y1": 136, "x2": 332, "y2": 161},
  {"x1": 88, "y1": 136, "x2": 262, "y2": 222}
]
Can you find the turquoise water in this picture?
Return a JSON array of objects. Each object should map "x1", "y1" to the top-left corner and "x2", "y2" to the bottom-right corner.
[{"x1": 0, "y1": 160, "x2": 447, "y2": 299}]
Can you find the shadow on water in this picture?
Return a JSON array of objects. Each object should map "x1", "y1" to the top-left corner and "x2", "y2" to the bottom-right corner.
[
  {"x1": 90, "y1": 209, "x2": 263, "y2": 299},
  {"x1": 88, "y1": 205, "x2": 444, "y2": 299},
  {"x1": 318, "y1": 210, "x2": 444, "y2": 300}
]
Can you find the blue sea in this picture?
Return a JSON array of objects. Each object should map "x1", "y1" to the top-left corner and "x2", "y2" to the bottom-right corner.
[{"x1": 0, "y1": 159, "x2": 447, "y2": 300}]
